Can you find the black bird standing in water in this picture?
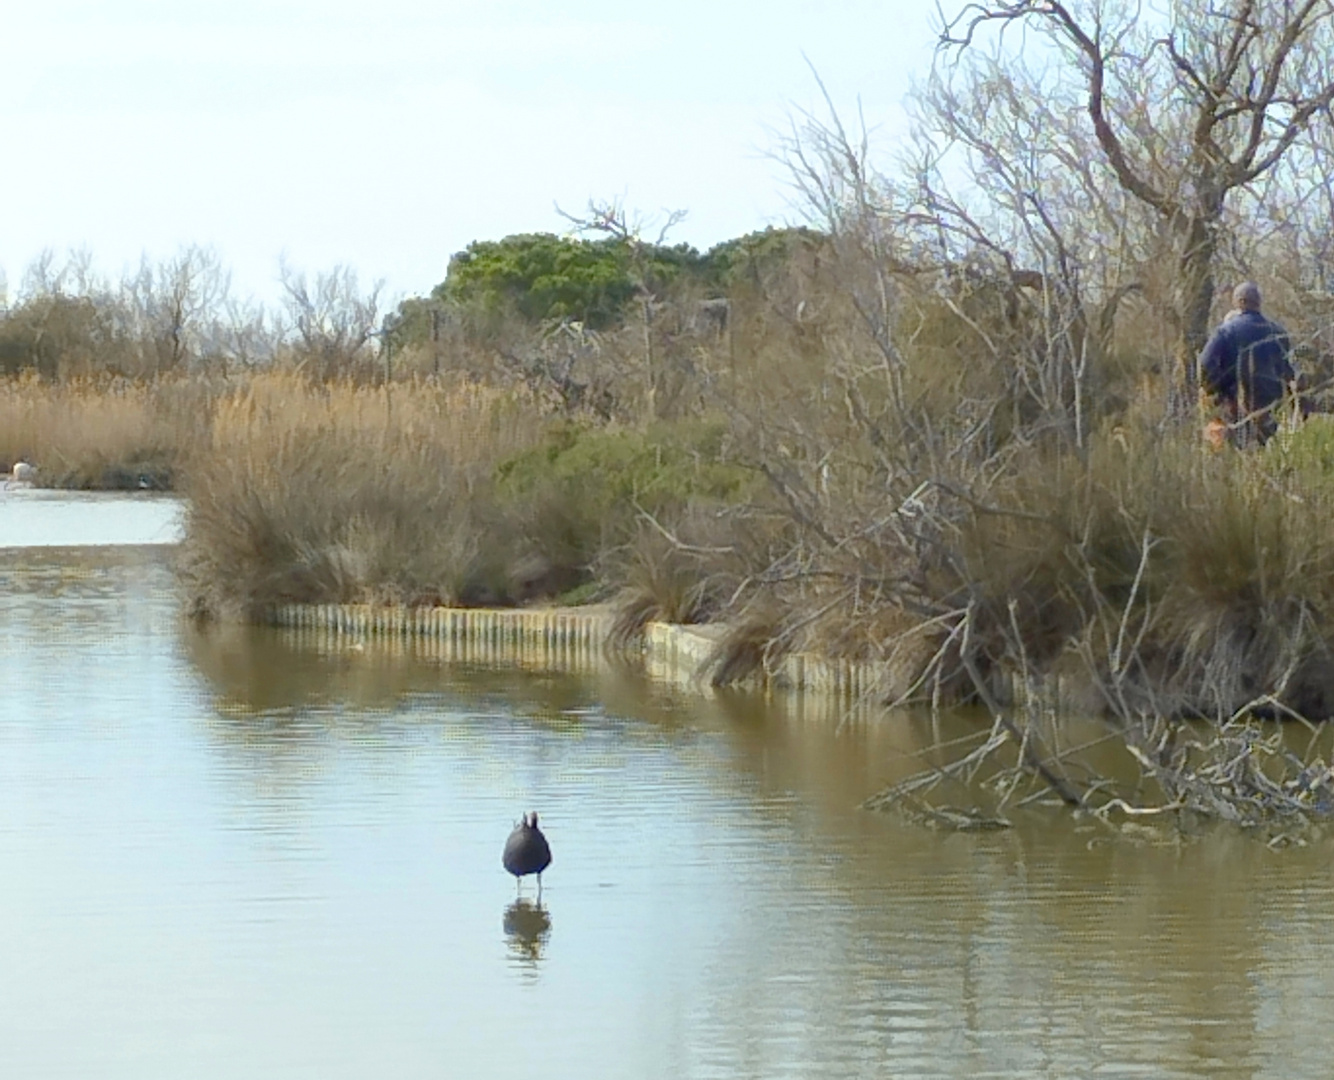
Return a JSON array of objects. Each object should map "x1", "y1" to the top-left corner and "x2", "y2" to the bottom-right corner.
[{"x1": 503, "y1": 812, "x2": 552, "y2": 893}]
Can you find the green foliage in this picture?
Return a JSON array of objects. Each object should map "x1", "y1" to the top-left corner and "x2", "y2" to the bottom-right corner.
[
  {"x1": 699, "y1": 227, "x2": 827, "y2": 290},
  {"x1": 387, "y1": 295, "x2": 438, "y2": 354},
  {"x1": 495, "y1": 418, "x2": 755, "y2": 515},
  {"x1": 493, "y1": 418, "x2": 758, "y2": 589},
  {"x1": 439, "y1": 233, "x2": 632, "y2": 329},
  {"x1": 428, "y1": 232, "x2": 713, "y2": 337},
  {"x1": 438, "y1": 234, "x2": 643, "y2": 331},
  {"x1": 1267, "y1": 415, "x2": 1334, "y2": 478},
  {"x1": 386, "y1": 226, "x2": 832, "y2": 355}
]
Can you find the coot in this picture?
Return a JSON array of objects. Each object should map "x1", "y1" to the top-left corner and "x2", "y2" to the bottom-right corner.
[{"x1": 502, "y1": 812, "x2": 552, "y2": 890}]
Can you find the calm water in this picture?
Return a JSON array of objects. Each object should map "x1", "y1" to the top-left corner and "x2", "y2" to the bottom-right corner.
[
  {"x1": 2, "y1": 498, "x2": 1334, "y2": 1077},
  {"x1": 0, "y1": 489, "x2": 183, "y2": 547}
]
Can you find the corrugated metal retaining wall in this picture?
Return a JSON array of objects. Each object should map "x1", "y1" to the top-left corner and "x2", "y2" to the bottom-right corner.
[{"x1": 266, "y1": 604, "x2": 895, "y2": 702}]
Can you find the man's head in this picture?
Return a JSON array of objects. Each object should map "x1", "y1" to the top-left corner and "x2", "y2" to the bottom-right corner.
[{"x1": 1232, "y1": 281, "x2": 1263, "y2": 312}]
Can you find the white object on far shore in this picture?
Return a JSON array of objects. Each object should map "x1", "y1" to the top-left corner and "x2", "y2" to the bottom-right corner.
[{"x1": 5, "y1": 460, "x2": 37, "y2": 489}]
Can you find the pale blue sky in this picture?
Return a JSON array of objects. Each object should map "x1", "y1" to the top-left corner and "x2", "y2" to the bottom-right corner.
[{"x1": 6, "y1": 1, "x2": 941, "y2": 305}]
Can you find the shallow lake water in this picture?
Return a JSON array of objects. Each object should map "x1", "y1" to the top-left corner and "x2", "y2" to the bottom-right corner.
[
  {"x1": 0, "y1": 488, "x2": 183, "y2": 547},
  {"x1": 2, "y1": 498, "x2": 1334, "y2": 1077}
]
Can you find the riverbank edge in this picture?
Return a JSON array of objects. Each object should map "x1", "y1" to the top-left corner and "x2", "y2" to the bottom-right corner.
[{"x1": 264, "y1": 603, "x2": 898, "y2": 701}]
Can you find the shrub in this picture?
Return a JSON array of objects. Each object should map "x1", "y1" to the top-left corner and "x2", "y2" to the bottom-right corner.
[
  {"x1": 492, "y1": 418, "x2": 759, "y2": 595},
  {"x1": 179, "y1": 375, "x2": 544, "y2": 619}
]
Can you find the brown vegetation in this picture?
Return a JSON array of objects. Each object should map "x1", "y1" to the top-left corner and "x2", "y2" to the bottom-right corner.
[
  {"x1": 178, "y1": 374, "x2": 545, "y2": 619},
  {"x1": 9, "y1": 0, "x2": 1334, "y2": 834},
  {"x1": 0, "y1": 374, "x2": 211, "y2": 489}
]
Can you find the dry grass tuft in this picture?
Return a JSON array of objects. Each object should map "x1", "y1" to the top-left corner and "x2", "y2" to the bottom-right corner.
[
  {"x1": 705, "y1": 606, "x2": 789, "y2": 688},
  {"x1": 179, "y1": 374, "x2": 545, "y2": 619},
  {"x1": 606, "y1": 509, "x2": 748, "y2": 649}
]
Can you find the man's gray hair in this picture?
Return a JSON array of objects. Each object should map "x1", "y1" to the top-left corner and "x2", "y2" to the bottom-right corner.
[{"x1": 1233, "y1": 281, "x2": 1262, "y2": 310}]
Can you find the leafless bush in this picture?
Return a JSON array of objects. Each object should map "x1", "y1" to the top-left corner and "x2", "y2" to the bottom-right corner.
[
  {"x1": 121, "y1": 246, "x2": 229, "y2": 375},
  {"x1": 278, "y1": 259, "x2": 382, "y2": 380},
  {"x1": 697, "y1": 24, "x2": 1334, "y2": 833},
  {"x1": 606, "y1": 504, "x2": 761, "y2": 648}
]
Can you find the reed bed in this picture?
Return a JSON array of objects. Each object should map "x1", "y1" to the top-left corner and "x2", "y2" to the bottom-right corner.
[
  {"x1": 179, "y1": 373, "x2": 548, "y2": 619},
  {"x1": 0, "y1": 373, "x2": 211, "y2": 488}
]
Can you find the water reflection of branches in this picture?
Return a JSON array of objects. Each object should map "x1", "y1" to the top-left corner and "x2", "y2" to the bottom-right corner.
[{"x1": 866, "y1": 670, "x2": 1334, "y2": 843}]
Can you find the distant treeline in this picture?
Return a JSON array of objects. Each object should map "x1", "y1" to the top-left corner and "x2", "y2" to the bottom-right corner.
[
  {"x1": 396, "y1": 226, "x2": 819, "y2": 335},
  {"x1": 0, "y1": 228, "x2": 824, "y2": 390}
]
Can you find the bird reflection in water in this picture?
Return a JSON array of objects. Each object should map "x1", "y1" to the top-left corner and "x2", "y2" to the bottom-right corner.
[{"x1": 503, "y1": 898, "x2": 552, "y2": 965}]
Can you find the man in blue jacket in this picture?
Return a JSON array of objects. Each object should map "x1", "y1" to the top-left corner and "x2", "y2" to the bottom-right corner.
[{"x1": 1199, "y1": 281, "x2": 1296, "y2": 446}]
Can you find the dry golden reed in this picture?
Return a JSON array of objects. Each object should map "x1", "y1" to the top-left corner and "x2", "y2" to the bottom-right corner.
[
  {"x1": 0, "y1": 373, "x2": 208, "y2": 487},
  {"x1": 180, "y1": 373, "x2": 548, "y2": 619}
]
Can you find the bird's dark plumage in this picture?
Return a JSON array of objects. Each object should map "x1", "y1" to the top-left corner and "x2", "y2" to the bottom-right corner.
[{"x1": 503, "y1": 812, "x2": 552, "y2": 886}]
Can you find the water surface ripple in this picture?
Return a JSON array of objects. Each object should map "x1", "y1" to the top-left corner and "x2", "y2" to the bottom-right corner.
[{"x1": 0, "y1": 537, "x2": 1331, "y2": 1077}]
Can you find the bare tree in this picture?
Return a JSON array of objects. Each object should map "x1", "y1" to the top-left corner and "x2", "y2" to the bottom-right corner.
[
  {"x1": 1228, "y1": 122, "x2": 1334, "y2": 391},
  {"x1": 278, "y1": 259, "x2": 383, "y2": 379},
  {"x1": 8, "y1": 250, "x2": 129, "y2": 377},
  {"x1": 941, "y1": 0, "x2": 1334, "y2": 394},
  {"x1": 198, "y1": 296, "x2": 282, "y2": 377},
  {"x1": 124, "y1": 245, "x2": 229, "y2": 374},
  {"x1": 19, "y1": 247, "x2": 102, "y2": 301},
  {"x1": 686, "y1": 58, "x2": 1334, "y2": 835},
  {"x1": 558, "y1": 198, "x2": 688, "y2": 422}
]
